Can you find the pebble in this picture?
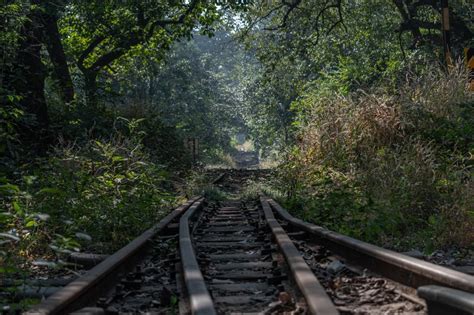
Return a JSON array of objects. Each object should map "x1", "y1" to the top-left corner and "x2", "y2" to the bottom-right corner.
[
  {"x1": 402, "y1": 250, "x2": 424, "y2": 259},
  {"x1": 327, "y1": 260, "x2": 345, "y2": 273}
]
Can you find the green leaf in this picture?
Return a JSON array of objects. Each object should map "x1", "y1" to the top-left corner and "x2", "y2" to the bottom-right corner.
[
  {"x1": 112, "y1": 156, "x2": 126, "y2": 162},
  {"x1": 0, "y1": 184, "x2": 19, "y2": 193},
  {"x1": 12, "y1": 201, "x2": 20, "y2": 213},
  {"x1": 23, "y1": 176, "x2": 37, "y2": 185},
  {"x1": 37, "y1": 187, "x2": 62, "y2": 195},
  {"x1": 25, "y1": 220, "x2": 38, "y2": 228},
  {"x1": 170, "y1": 295, "x2": 178, "y2": 306},
  {"x1": 0, "y1": 265, "x2": 18, "y2": 273}
]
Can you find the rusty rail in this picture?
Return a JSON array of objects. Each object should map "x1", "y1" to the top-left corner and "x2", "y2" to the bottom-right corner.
[
  {"x1": 267, "y1": 198, "x2": 474, "y2": 293},
  {"x1": 418, "y1": 285, "x2": 474, "y2": 314},
  {"x1": 26, "y1": 192, "x2": 473, "y2": 314},
  {"x1": 179, "y1": 198, "x2": 217, "y2": 315},
  {"x1": 26, "y1": 197, "x2": 200, "y2": 315},
  {"x1": 260, "y1": 197, "x2": 339, "y2": 315},
  {"x1": 211, "y1": 172, "x2": 226, "y2": 185}
]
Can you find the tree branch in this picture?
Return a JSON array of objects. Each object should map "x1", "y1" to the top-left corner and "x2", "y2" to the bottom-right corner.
[
  {"x1": 77, "y1": 35, "x2": 106, "y2": 72},
  {"x1": 89, "y1": 33, "x2": 141, "y2": 71},
  {"x1": 264, "y1": 0, "x2": 302, "y2": 31},
  {"x1": 146, "y1": 0, "x2": 201, "y2": 39}
]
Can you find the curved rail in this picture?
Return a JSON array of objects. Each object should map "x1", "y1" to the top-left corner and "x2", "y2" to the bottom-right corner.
[
  {"x1": 25, "y1": 184, "x2": 472, "y2": 314},
  {"x1": 260, "y1": 197, "x2": 339, "y2": 315},
  {"x1": 418, "y1": 285, "x2": 474, "y2": 314},
  {"x1": 26, "y1": 197, "x2": 200, "y2": 315},
  {"x1": 211, "y1": 172, "x2": 226, "y2": 185},
  {"x1": 267, "y1": 198, "x2": 474, "y2": 293},
  {"x1": 179, "y1": 198, "x2": 217, "y2": 315}
]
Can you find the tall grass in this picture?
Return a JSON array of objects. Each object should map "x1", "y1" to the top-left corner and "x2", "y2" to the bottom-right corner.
[{"x1": 284, "y1": 64, "x2": 473, "y2": 249}]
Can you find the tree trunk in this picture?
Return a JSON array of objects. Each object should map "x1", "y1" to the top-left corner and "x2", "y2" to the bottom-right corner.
[
  {"x1": 42, "y1": 12, "x2": 75, "y2": 104},
  {"x1": 392, "y1": 0, "x2": 423, "y2": 47},
  {"x1": 84, "y1": 71, "x2": 98, "y2": 108},
  {"x1": 12, "y1": 11, "x2": 50, "y2": 152}
]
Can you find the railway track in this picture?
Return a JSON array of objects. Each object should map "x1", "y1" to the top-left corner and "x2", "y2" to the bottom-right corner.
[{"x1": 26, "y1": 171, "x2": 474, "y2": 314}]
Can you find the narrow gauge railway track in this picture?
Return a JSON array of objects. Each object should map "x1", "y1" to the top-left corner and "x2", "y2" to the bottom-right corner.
[
  {"x1": 189, "y1": 199, "x2": 337, "y2": 314},
  {"x1": 26, "y1": 171, "x2": 474, "y2": 315}
]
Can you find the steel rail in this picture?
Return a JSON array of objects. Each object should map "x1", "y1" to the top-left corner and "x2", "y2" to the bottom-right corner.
[
  {"x1": 260, "y1": 197, "x2": 339, "y2": 315},
  {"x1": 267, "y1": 198, "x2": 474, "y2": 293},
  {"x1": 26, "y1": 197, "x2": 200, "y2": 315},
  {"x1": 179, "y1": 199, "x2": 217, "y2": 315},
  {"x1": 211, "y1": 172, "x2": 226, "y2": 185},
  {"x1": 418, "y1": 285, "x2": 474, "y2": 314}
]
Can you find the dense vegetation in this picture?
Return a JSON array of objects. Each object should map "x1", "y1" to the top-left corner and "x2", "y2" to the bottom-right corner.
[
  {"x1": 1, "y1": 0, "x2": 473, "y2": 306},
  {"x1": 238, "y1": 0, "x2": 473, "y2": 250},
  {"x1": 0, "y1": 1, "x2": 249, "y2": 280}
]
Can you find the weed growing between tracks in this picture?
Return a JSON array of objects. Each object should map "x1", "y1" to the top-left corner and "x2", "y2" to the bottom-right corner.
[
  {"x1": 239, "y1": 179, "x2": 283, "y2": 201},
  {"x1": 180, "y1": 171, "x2": 229, "y2": 201},
  {"x1": 279, "y1": 64, "x2": 474, "y2": 253}
]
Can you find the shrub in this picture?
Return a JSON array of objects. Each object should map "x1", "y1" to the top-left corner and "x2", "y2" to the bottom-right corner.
[
  {"x1": 1, "y1": 118, "x2": 178, "y2": 271},
  {"x1": 36, "y1": 118, "x2": 177, "y2": 250},
  {"x1": 284, "y1": 63, "x2": 474, "y2": 250}
]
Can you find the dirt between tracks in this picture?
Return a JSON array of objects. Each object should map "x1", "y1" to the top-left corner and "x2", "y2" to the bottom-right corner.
[
  {"x1": 98, "y1": 235, "x2": 180, "y2": 314},
  {"x1": 285, "y1": 233, "x2": 426, "y2": 314}
]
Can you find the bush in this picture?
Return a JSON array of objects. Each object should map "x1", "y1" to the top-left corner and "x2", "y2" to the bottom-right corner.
[
  {"x1": 1, "y1": 118, "x2": 178, "y2": 273},
  {"x1": 36, "y1": 118, "x2": 177, "y2": 249},
  {"x1": 284, "y1": 64, "x2": 474, "y2": 250}
]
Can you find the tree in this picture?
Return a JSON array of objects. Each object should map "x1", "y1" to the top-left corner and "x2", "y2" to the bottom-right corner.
[
  {"x1": 111, "y1": 30, "x2": 250, "y2": 156},
  {"x1": 4, "y1": 2, "x2": 50, "y2": 151},
  {"x1": 237, "y1": 0, "x2": 416, "y2": 151},
  {"x1": 1, "y1": 1, "x2": 75, "y2": 153},
  {"x1": 42, "y1": 3, "x2": 74, "y2": 104},
  {"x1": 392, "y1": 0, "x2": 473, "y2": 52},
  {"x1": 1, "y1": 0, "x2": 230, "y2": 154},
  {"x1": 61, "y1": 0, "x2": 221, "y2": 107}
]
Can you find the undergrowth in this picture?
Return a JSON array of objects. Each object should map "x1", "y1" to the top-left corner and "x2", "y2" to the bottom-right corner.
[
  {"x1": 282, "y1": 64, "x2": 474, "y2": 251},
  {"x1": 0, "y1": 118, "x2": 179, "y2": 281},
  {"x1": 181, "y1": 171, "x2": 229, "y2": 201},
  {"x1": 240, "y1": 179, "x2": 284, "y2": 201}
]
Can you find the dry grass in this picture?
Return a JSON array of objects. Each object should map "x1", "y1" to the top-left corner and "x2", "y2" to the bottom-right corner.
[{"x1": 288, "y1": 63, "x2": 473, "y2": 248}]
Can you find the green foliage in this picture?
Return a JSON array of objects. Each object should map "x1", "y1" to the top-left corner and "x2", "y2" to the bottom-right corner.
[
  {"x1": 108, "y1": 30, "x2": 250, "y2": 161},
  {"x1": 234, "y1": 0, "x2": 472, "y2": 250},
  {"x1": 202, "y1": 186, "x2": 228, "y2": 202},
  {"x1": 282, "y1": 65, "x2": 474, "y2": 250},
  {"x1": 0, "y1": 175, "x2": 81, "y2": 285},
  {"x1": 1, "y1": 118, "x2": 179, "y2": 276},
  {"x1": 58, "y1": 0, "x2": 225, "y2": 107},
  {"x1": 238, "y1": 0, "x2": 472, "y2": 154},
  {"x1": 35, "y1": 119, "x2": 177, "y2": 249},
  {"x1": 181, "y1": 171, "x2": 228, "y2": 201},
  {"x1": 0, "y1": 104, "x2": 24, "y2": 162},
  {"x1": 238, "y1": 0, "x2": 419, "y2": 152},
  {"x1": 0, "y1": 1, "x2": 28, "y2": 63},
  {"x1": 239, "y1": 179, "x2": 283, "y2": 201},
  {"x1": 0, "y1": 2, "x2": 30, "y2": 163}
]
